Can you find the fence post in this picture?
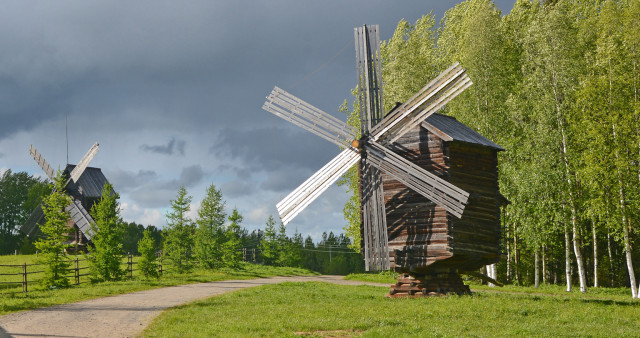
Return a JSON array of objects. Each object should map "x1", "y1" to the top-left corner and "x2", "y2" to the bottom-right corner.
[
  {"x1": 75, "y1": 257, "x2": 80, "y2": 285},
  {"x1": 252, "y1": 248, "x2": 256, "y2": 262},
  {"x1": 22, "y1": 263, "x2": 27, "y2": 294},
  {"x1": 128, "y1": 254, "x2": 133, "y2": 279},
  {"x1": 243, "y1": 247, "x2": 246, "y2": 262},
  {"x1": 158, "y1": 251, "x2": 163, "y2": 275}
]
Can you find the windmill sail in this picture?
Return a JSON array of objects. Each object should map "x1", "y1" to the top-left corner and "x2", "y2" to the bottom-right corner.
[
  {"x1": 372, "y1": 63, "x2": 472, "y2": 143},
  {"x1": 365, "y1": 140, "x2": 469, "y2": 218},
  {"x1": 354, "y1": 24, "x2": 383, "y2": 133},
  {"x1": 277, "y1": 148, "x2": 360, "y2": 225},
  {"x1": 66, "y1": 199, "x2": 96, "y2": 240},
  {"x1": 30, "y1": 145, "x2": 56, "y2": 180},
  {"x1": 69, "y1": 143, "x2": 99, "y2": 183},
  {"x1": 263, "y1": 87, "x2": 354, "y2": 147}
]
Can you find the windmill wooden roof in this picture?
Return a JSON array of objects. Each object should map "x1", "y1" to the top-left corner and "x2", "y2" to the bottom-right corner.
[
  {"x1": 64, "y1": 165, "x2": 108, "y2": 198},
  {"x1": 421, "y1": 113, "x2": 504, "y2": 151}
]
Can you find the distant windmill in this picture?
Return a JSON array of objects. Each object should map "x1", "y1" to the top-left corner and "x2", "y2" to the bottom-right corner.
[
  {"x1": 263, "y1": 25, "x2": 504, "y2": 296},
  {"x1": 21, "y1": 143, "x2": 108, "y2": 249}
]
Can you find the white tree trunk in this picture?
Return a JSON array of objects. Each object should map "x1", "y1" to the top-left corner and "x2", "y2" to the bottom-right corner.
[
  {"x1": 534, "y1": 250, "x2": 540, "y2": 288},
  {"x1": 565, "y1": 225, "x2": 572, "y2": 292},
  {"x1": 592, "y1": 220, "x2": 598, "y2": 288},
  {"x1": 487, "y1": 264, "x2": 496, "y2": 287}
]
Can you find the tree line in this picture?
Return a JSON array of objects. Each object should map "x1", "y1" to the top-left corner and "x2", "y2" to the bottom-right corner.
[
  {"x1": 340, "y1": 0, "x2": 640, "y2": 297},
  {"x1": 0, "y1": 169, "x2": 364, "y2": 287}
]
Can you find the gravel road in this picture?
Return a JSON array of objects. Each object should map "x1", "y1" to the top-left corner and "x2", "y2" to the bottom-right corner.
[{"x1": 0, "y1": 275, "x2": 388, "y2": 338}]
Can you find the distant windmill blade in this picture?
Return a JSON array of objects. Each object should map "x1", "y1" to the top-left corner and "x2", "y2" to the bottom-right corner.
[
  {"x1": 30, "y1": 145, "x2": 56, "y2": 180},
  {"x1": 263, "y1": 87, "x2": 355, "y2": 147},
  {"x1": 277, "y1": 148, "x2": 360, "y2": 225},
  {"x1": 354, "y1": 24, "x2": 383, "y2": 133},
  {"x1": 372, "y1": 63, "x2": 471, "y2": 143},
  {"x1": 69, "y1": 143, "x2": 99, "y2": 183},
  {"x1": 361, "y1": 159, "x2": 390, "y2": 271},
  {"x1": 66, "y1": 199, "x2": 96, "y2": 240},
  {"x1": 364, "y1": 140, "x2": 469, "y2": 218},
  {"x1": 21, "y1": 203, "x2": 45, "y2": 238}
]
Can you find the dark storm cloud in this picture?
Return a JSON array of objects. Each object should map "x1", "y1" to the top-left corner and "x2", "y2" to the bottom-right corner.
[
  {"x1": 140, "y1": 138, "x2": 186, "y2": 156},
  {"x1": 214, "y1": 126, "x2": 340, "y2": 172}
]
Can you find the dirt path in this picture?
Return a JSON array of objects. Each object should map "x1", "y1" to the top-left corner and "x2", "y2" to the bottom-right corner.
[{"x1": 0, "y1": 276, "x2": 388, "y2": 338}]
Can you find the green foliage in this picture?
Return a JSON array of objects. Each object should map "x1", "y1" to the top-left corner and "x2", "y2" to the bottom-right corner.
[
  {"x1": 88, "y1": 183, "x2": 126, "y2": 282},
  {"x1": 35, "y1": 171, "x2": 72, "y2": 289},
  {"x1": 0, "y1": 170, "x2": 50, "y2": 254},
  {"x1": 138, "y1": 229, "x2": 159, "y2": 279},
  {"x1": 194, "y1": 184, "x2": 226, "y2": 269},
  {"x1": 260, "y1": 215, "x2": 279, "y2": 265},
  {"x1": 163, "y1": 186, "x2": 195, "y2": 274},
  {"x1": 222, "y1": 208, "x2": 243, "y2": 268}
]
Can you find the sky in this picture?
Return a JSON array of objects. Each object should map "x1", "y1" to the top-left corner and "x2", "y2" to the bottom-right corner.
[{"x1": 0, "y1": 0, "x2": 515, "y2": 241}]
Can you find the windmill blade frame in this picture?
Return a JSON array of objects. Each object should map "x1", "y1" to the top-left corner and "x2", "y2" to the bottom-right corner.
[
  {"x1": 263, "y1": 86, "x2": 355, "y2": 148},
  {"x1": 371, "y1": 63, "x2": 471, "y2": 143},
  {"x1": 354, "y1": 24, "x2": 383, "y2": 134},
  {"x1": 276, "y1": 147, "x2": 360, "y2": 225},
  {"x1": 30, "y1": 145, "x2": 56, "y2": 181},
  {"x1": 364, "y1": 140, "x2": 469, "y2": 218},
  {"x1": 66, "y1": 199, "x2": 96, "y2": 240},
  {"x1": 69, "y1": 143, "x2": 99, "y2": 184}
]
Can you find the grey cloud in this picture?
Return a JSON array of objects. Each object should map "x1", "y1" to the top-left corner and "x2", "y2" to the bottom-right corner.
[
  {"x1": 0, "y1": 152, "x2": 3, "y2": 158},
  {"x1": 179, "y1": 165, "x2": 204, "y2": 187},
  {"x1": 125, "y1": 165, "x2": 205, "y2": 208},
  {"x1": 106, "y1": 168, "x2": 157, "y2": 193},
  {"x1": 140, "y1": 138, "x2": 185, "y2": 156},
  {"x1": 260, "y1": 170, "x2": 312, "y2": 193},
  {"x1": 221, "y1": 179, "x2": 256, "y2": 198},
  {"x1": 214, "y1": 126, "x2": 339, "y2": 172}
]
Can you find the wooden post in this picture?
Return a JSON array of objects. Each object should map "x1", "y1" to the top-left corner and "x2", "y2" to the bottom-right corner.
[
  {"x1": 159, "y1": 252, "x2": 163, "y2": 275},
  {"x1": 252, "y1": 248, "x2": 256, "y2": 262},
  {"x1": 22, "y1": 263, "x2": 27, "y2": 294},
  {"x1": 128, "y1": 254, "x2": 133, "y2": 279},
  {"x1": 75, "y1": 257, "x2": 80, "y2": 285},
  {"x1": 243, "y1": 248, "x2": 246, "y2": 262}
]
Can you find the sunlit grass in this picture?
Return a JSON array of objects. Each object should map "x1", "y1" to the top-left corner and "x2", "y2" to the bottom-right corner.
[
  {"x1": 0, "y1": 254, "x2": 317, "y2": 315},
  {"x1": 142, "y1": 281, "x2": 640, "y2": 337}
]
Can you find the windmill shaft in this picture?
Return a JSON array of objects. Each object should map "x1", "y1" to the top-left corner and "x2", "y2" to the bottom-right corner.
[
  {"x1": 264, "y1": 87, "x2": 354, "y2": 147},
  {"x1": 277, "y1": 148, "x2": 360, "y2": 225},
  {"x1": 361, "y1": 161, "x2": 390, "y2": 271}
]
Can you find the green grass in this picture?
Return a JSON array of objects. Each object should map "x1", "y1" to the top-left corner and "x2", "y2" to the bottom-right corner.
[
  {"x1": 141, "y1": 281, "x2": 640, "y2": 337},
  {"x1": 0, "y1": 254, "x2": 317, "y2": 315}
]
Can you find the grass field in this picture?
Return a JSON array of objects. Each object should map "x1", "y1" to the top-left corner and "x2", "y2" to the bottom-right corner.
[
  {"x1": 0, "y1": 254, "x2": 317, "y2": 315},
  {"x1": 141, "y1": 281, "x2": 640, "y2": 337}
]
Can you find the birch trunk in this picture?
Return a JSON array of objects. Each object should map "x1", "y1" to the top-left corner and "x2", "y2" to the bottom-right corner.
[
  {"x1": 565, "y1": 225, "x2": 572, "y2": 292},
  {"x1": 542, "y1": 245, "x2": 547, "y2": 284},
  {"x1": 534, "y1": 250, "x2": 540, "y2": 288},
  {"x1": 607, "y1": 228, "x2": 614, "y2": 287},
  {"x1": 552, "y1": 70, "x2": 587, "y2": 293},
  {"x1": 592, "y1": 218, "x2": 598, "y2": 288}
]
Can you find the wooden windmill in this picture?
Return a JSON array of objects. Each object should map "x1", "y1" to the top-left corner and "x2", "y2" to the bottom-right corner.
[
  {"x1": 21, "y1": 143, "x2": 107, "y2": 249},
  {"x1": 263, "y1": 25, "x2": 504, "y2": 296}
]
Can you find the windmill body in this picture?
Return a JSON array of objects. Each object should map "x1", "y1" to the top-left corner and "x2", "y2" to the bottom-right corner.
[
  {"x1": 263, "y1": 24, "x2": 505, "y2": 296},
  {"x1": 21, "y1": 143, "x2": 106, "y2": 250}
]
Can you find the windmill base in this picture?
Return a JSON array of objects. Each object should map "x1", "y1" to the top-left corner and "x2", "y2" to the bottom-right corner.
[{"x1": 387, "y1": 272, "x2": 470, "y2": 298}]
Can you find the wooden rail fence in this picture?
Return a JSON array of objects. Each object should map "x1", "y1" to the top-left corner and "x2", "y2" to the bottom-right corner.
[{"x1": 0, "y1": 254, "x2": 164, "y2": 296}]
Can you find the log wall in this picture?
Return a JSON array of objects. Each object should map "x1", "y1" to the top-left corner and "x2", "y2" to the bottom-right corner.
[{"x1": 384, "y1": 125, "x2": 501, "y2": 274}]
